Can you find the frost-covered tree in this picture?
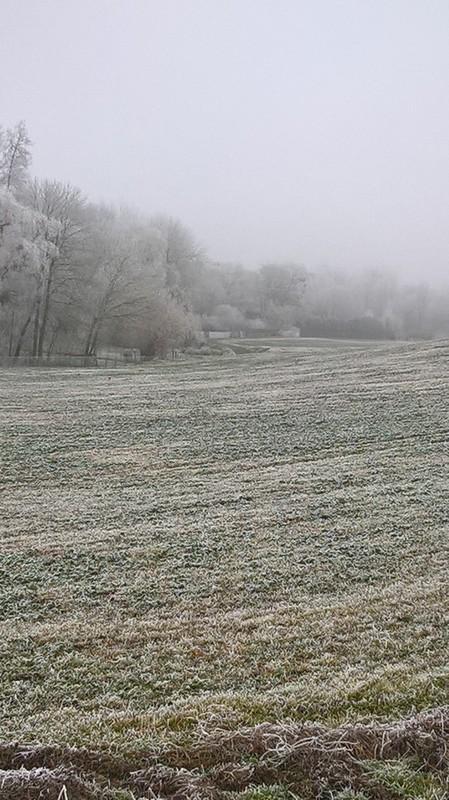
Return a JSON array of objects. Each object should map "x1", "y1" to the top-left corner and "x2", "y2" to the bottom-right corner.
[
  {"x1": 0, "y1": 121, "x2": 32, "y2": 192},
  {"x1": 24, "y1": 179, "x2": 87, "y2": 356},
  {"x1": 0, "y1": 187, "x2": 61, "y2": 357},
  {"x1": 149, "y1": 215, "x2": 204, "y2": 307},
  {"x1": 82, "y1": 209, "x2": 157, "y2": 355}
]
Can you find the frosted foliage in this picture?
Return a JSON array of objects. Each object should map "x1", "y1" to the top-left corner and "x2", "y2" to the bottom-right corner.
[{"x1": 0, "y1": 121, "x2": 31, "y2": 191}]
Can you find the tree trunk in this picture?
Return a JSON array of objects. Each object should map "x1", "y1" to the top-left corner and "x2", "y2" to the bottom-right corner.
[
  {"x1": 13, "y1": 310, "x2": 33, "y2": 361},
  {"x1": 46, "y1": 323, "x2": 60, "y2": 357},
  {"x1": 90, "y1": 328, "x2": 99, "y2": 355},
  {"x1": 84, "y1": 317, "x2": 98, "y2": 356},
  {"x1": 8, "y1": 311, "x2": 15, "y2": 356},
  {"x1": 37, "y1": 261, "x2": 55, "y2": 357},
  {"x1": 32, "y1": 295, "x2": 41, "y2": 357}
]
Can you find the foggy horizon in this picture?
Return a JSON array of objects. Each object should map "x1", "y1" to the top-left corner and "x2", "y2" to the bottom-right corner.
[{"x1": 2, "y1": 0, "x2": 449, "y2": 279}]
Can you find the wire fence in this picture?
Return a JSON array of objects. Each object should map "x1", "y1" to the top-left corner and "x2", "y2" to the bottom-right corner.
[{"x1": 0, "y1": 354, "x2": 126, "y2": 368}]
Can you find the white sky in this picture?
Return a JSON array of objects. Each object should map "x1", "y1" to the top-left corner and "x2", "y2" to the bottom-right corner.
[{"x1": 2, "y1": 0, "x2": 449, "y2": 277}]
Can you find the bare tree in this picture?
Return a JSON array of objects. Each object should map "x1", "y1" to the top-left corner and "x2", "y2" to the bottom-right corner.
[{"x1": 82, "y1": 211, "x2": 152, "y2": 355}]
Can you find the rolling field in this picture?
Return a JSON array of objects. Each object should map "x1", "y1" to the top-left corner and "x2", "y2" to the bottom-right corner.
[{"x1": 1, "y1": 340, "x2": 449, "y2": 799}]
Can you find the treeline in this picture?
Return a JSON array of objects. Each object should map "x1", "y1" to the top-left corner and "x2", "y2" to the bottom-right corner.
[{"x1": 1, "y1": 121, "x2": 448, "y2": 360}]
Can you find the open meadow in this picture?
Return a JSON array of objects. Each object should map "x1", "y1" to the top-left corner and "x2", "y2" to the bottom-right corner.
[{"x1": 1, "y1": 340, "x2": 449, "y2": 799}]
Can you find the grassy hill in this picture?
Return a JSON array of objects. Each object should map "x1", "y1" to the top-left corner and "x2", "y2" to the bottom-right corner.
[{"x1": 1, "y1": 340, "x2": 449, "y2": 798}]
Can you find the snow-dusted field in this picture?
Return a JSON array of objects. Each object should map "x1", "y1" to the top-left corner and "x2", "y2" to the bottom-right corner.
[{"x1": 1, "y1": 340, "x2": 449, "y2": 799}]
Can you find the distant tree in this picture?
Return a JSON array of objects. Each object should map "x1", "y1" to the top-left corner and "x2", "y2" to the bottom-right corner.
[
  {"x1": 82, "y1": 210, "x2": 155, "y2": 355},
  {"x1": 220, "y1": 264, "x2": 260, "y2": 319},
  {"x1": 0, "y1": 187, "x2": 62, "y2": 358},
  {"x1": 189, "y1": 262, "x2": 227, "y2": 317},
  {"x1": 395, "y1": 284, "x2": 432, "y2": 339},
  {"x1": 0, "y1": 122, "x2": 32, "y2": 192},
  {"x1": 204, "y1": 303, "x2": 245, "y2": 333},
  {"x1": 140, "y1": 294, "x2": 198, "y2": 357},
  {"x1": 149, "y1": 216, "x2": 204, "y2": 308},
  {"x1": 302, "y1": 268, "x2": 363, "y2": 321},
  {"x1": 23, "y1": 179, "x2": 87, "y2": 356},
  {"x1": 259, "y1": 263, "x2": 307, "y2": 329}
]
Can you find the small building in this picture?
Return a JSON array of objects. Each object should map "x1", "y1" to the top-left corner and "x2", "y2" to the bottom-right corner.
[
  {"x1": 207, "y1": 331, "x2": 232, "y2": 340},
  {"x1": 243, "y1": 328, "x2": 278, "y2": 338}
]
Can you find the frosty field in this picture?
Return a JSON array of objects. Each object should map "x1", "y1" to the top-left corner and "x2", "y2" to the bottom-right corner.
[{"x1": 1, "y1": 340, "x2": 449, "y2": 799}]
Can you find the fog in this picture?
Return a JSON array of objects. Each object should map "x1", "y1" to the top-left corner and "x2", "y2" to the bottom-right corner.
[{"x1": 2, "y1": 0, "x2": 449, "y2": 279}]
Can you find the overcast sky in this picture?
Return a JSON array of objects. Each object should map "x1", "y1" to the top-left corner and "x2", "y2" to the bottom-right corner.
[{"x1": 2, "y1": 0, "x2": 449, "y2": 277}]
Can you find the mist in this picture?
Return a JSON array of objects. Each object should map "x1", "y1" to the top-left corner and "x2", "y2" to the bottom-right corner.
[
  {"x1": 4, "y1": 1, "x2": 449, "y2": 777},
  {"x1": 2, "y1": 0, "x2": 449, "y2": 280}
]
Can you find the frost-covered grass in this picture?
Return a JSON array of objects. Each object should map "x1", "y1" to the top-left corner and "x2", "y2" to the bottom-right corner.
[{"x1": 1, "y1": 340, "x2": 449, "y2": 797}]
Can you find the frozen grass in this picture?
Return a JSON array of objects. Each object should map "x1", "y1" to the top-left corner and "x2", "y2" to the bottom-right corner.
[{"x1": 1, "y1": 340, "x2": 449, "y2": 797}]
